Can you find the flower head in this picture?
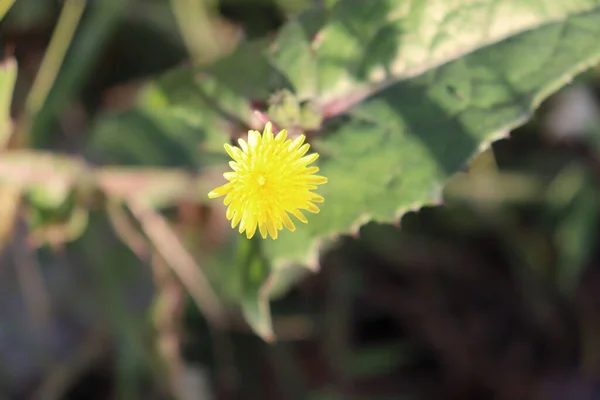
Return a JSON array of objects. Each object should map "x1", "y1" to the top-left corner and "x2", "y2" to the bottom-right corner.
[{"x1": 208, "y1": 122, "x2": 327, "y2": 239}]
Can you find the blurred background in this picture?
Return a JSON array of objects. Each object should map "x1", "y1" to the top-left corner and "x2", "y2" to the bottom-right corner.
[{"x1": 1, "y1": 0, "x2": 600, "y2": 399}]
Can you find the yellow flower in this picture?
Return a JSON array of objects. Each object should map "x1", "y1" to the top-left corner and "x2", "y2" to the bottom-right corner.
[{"x1": 208, "y1": 122, "x2": 327, "y2": 239}]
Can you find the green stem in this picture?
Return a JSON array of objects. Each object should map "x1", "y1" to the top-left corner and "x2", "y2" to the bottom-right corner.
[
  {"x1": 26, "y1": 0, "x2": 130, "y2": 148},
  {"x1": 23, "y1": 0, "x2": 86, "y2": 122},
  {"x1": 0, "y1": 0, "x2": 15, "y2": 22}
]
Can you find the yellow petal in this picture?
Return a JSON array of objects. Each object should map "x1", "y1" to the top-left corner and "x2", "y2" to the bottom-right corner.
[
  {"x1": 264, "y1": 122, "x2": 273, "y2": 141},
  {"x1": 304, "y1": 202, "x2": 320, "y2": 214},
  {"x1": 248, "y1": 130, "x2": 261, "y2": 148},
  {"x1": 275, "y1": 129, "x2": 287, "y2": 143},
  {"x1": 231, "y1": 211, "x2": 242, "y2": 229},
  {"x1": 259, "y1": 222, "x2": 268, "y2": 239},
  {"x1": 267, "y1": 220, "x2": 278, "y2": 239},
  {"x1": 224, "y1": 143, "x2": 243, "y2": 160},
  {"x1": 304, "y1": 175, "x2": 328, "y2": 185},
  {"x1": 223, "y1": 172, "x2": 236, "y2": 180},
  {"x1": 296, "y1": 143, "x2": 310, "y2": 158},
  {"x1": 229, "y1": 161, "x2": 241, "y2": 171},
  {"x1": 238, "y1": 138, "x2": 248, "y2": 152},
  {"x1": 245, "y1": 213, "x2": 257, "y2": 232},
  {"x1": 294, "y1": 153, "x2": 318, "y2": 167},
  {"x1": 281, "y1": 212, "x2": 296, "y2": 232},
  {"x1": 292, "y1": 209, "x2": 308, "y2": 223},
  {"x1": 288, "y1": 135, "x2": 305, "y2": 152},
  {"x1": 309, "y1": 193, "x2": 325, "y2": 203},
  {"x1": 246, "y1": 220, "x2": 257, "y2": 239},
  {"x1": 208, "y1": 184, "x2": 231, "y2": 198}
]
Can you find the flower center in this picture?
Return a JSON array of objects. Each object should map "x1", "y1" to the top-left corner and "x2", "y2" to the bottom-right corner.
[{"x1": 257, "y1": 174, "x2": 266, "y2": 186}]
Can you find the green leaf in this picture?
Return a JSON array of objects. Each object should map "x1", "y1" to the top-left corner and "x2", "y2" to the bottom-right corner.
[
  {"x1": 238, "y1": 237, "x2": 274, "y2": 342},
  {"x1": 86, "y1": 80, "x2": 230, "y2": 169},
  {"x1": 185, "y1": 231, "x2": 278, "y2": 341},
  {"x1": 270, "y1": 12, "x2": 324, "y2": 100},
  {"x1": 262, "y1": 4, "x2": 600, "y2": 269},
  {"x1": 314, "y1": 0, "x2": 600, "y2": 103},
  {"x1": 206, "y1": 39, "x2": 292, "y2": 103},
  {"x1": 549, "y1": 166, "x2": 599, "y2": 294}
]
